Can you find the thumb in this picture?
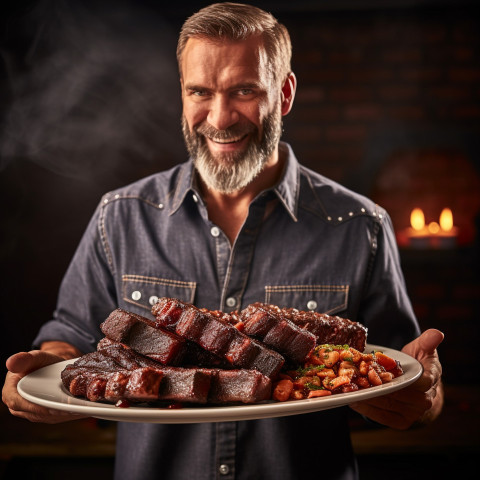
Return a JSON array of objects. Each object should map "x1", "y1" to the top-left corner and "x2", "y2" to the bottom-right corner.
[
  {"x1": 417, "y1": 328, "x2": 444, "y2": 353},
  {"x1": 402, "y1": 328, "x2": 444, "y2": 357},
  {"x1": 6, "y1": 350, "x2": 64, "y2": 375}
]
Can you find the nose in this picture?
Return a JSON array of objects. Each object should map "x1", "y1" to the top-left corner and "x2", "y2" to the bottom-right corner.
[{"x1": 207, "y1": 94, "x2": 239, "y2": 131}]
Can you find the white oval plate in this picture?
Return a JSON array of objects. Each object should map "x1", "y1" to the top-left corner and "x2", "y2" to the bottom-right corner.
[{"x1": 18, "y1": 344, "x2": 422, "y2": 423}]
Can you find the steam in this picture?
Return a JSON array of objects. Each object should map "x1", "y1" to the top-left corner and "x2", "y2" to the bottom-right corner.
[{"x1": 0, "y1": 0, "x2": 184, "y2": 180}]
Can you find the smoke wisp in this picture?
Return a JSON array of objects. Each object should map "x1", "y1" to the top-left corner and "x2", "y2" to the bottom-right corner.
[{"x1": 0, "y1": 0, "x2": 184, "y2": 181}]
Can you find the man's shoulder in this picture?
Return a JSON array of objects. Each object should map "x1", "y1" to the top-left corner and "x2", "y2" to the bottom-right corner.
[
  {"x1": 298, "y1": 164, "x2": 386, "y2": 223},
  {"x1": 99, "y1": 161, "x2": 190, "y2": 209}
]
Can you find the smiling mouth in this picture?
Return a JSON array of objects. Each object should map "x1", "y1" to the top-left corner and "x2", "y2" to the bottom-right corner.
[{"x1": 209, "y1": 134, "x2": 248, "y2": 145}]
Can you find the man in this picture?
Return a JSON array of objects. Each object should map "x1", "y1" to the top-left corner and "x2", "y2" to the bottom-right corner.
[{"x1": 3, "y1": 3, "x2": 443, "y2": 479}]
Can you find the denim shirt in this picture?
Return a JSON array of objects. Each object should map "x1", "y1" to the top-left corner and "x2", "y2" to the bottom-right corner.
[{"x1": 34, "y1": 142, "x2": 419, "y2": 480}]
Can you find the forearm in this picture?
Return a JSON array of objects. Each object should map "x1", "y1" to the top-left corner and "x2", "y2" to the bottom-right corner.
[{"x1": 40, "y1": 341, "x2": 82, "y2": 360}]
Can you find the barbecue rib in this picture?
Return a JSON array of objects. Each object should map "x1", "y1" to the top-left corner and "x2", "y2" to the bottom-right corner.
[
  {"x1": 61, "y1": 340, "x2": 272, "y2": 405},
  {"x1": 61, "y1": 361, "x2": 164, "y2": 403},
  {"x1": 238, "y1": 303, "x2": 317, "y2": 364},
  {"x1": 101, "y1": 308, "x2": 231, "y2": 369},
  {"x1": 277, "y1": 306, "x2": 367, "y2": 351},
  {"x1": 100, "y1": 308, "x2": 186, "y2": 365},
  {"x1": 152, "y1": 297, "x2": 285, "y2": 379},
  {"x1": 96, "y1": 339, "x2": 212, "y2": 403}
]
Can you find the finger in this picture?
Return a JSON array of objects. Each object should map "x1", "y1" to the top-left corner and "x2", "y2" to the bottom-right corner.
[
  {"x1": 6, "y1": 350, "x2": 64, "y2": 375},
  {"x1": 3, "y1": 370, "x2": 42, "y2": 414},
  {"x1": 420, "y1": 329, "x2": 445, "y2": 353},
  {"x1": 9, "y1": 404, "x2": 86, "y2": 424},
  {"x1": 4, "y1": 371, "x2": 86, "y2": 424},
  {"x1": 355, "y1": 389, "x2": 432, "y2": 415},
  {"x1": 402, "y1": 329, "x2": 444, "y2": 357},
  {"x1": 413, "y1": 361, "x2": 442, "y2": 392},
  {"x1": 349, "y1": 402, "x2": 413, "y2": 430},
  {"x1": 384, "y1": 386, "x2": 433, "y2": 406},
  {"x1": 407, "y1": 343, "x2": 443, "y2": 395}
]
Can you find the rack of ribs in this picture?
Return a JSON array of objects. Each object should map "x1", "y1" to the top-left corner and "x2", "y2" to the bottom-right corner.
[
  {"x1": 152, "y1": 297, "x2": 285, "y2": 379},
  {"x1": 61, "y1": 340, "x2": 272, "y2": 404},
  {"x1": 253, "y1": 304, "x2": 368, "y2": 351},
  {"x1": 61, "y1": 349, "x2": 164, "y2": 403}
]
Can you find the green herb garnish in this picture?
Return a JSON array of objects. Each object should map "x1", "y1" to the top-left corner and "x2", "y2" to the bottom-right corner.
[
  {"x1": 295, "y1": 365, "x2": 325, "y2": 377},
  {"x1": 305, "y1": 383, "x2": 325, "y2": 391},
  {"x1": 316, "y1": 344, "x2": 350, "y2": 352}
]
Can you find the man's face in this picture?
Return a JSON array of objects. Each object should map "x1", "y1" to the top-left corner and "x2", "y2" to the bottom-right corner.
[{"x1": 180, "y1": 36, "x2": 283, "y2": 194}]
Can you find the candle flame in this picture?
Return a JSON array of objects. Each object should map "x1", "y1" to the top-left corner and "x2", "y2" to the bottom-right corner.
[
  {"x1": 410, "y1": 208, "x2": 425, "y2": 231},
  {"x1": 439, "y1": 208, "x2": 453, "y2": 232}
]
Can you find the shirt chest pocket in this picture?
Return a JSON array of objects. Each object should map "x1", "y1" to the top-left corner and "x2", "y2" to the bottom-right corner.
[
  {"x1": 122, "y1": 274, "x2": 196, "y2": 313},
  {"x1": 264, "y1": 284, "x2": 349, "y2": 315}
]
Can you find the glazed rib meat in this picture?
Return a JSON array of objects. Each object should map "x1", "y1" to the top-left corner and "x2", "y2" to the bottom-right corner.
[
  {"x1": 238, "y1": 303, "x2": 317, "y2": 364},
  {"x1": 97, "y1": 340, "x2": 212, "y2": 403},
  {"x1": 61, "y1": 339, "x2": 272, "y2": 405},
  {"x1": 207, "y1": 368, "x2": 272, "y2": 404},
  {"x1": 61, "y1": 360, "x2": 164, "y2": 403},
  {"x1": 100, "y1": 309, "x2": 186, "y2": 365},
  {"x1": 152, "y1": 297, "x2": 285, "y2": 379},
  {"x1": 259, "y1": 304, "x2": 368, "y2": 351},
  {"x1": 100, "y1": 308, "x2": 231, "y2": 369}
]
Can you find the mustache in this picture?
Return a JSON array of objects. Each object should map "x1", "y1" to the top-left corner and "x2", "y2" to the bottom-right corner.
[{"x1": 194, "y1": 122, "x2": 256, "y2": 141}]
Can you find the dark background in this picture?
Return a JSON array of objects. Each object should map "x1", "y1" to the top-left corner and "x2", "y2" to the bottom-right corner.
[{"x1": 1, "y1": 0, "x2": 479, "y2": 478}]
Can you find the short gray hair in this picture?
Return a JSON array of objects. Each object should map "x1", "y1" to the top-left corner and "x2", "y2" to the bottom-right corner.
[{"x1": 177, "y1": 2, "x2": 292, "y2": 85}]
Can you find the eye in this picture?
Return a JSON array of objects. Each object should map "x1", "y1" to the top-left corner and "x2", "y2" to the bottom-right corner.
[
  {"x1": 237, "y1": 88, "x2": 253, "y2": 96},
  {"x1": 187, "y1": 88, "x2": 209, "y2": 98}
]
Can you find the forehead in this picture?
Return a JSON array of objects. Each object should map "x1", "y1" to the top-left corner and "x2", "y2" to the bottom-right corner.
[{"x1": 181, "y1": 36, "x2": 271, "y2": 87}]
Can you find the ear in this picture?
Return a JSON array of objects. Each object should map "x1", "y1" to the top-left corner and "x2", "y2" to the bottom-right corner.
[{"x1": 280, "y1": 72, "x2": 297, "y2": 116}]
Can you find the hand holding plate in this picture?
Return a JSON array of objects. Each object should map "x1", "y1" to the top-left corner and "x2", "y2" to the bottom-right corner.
[
  {"x1": 350, "y1": 329, "x2": 444, "y2": 429},
  {"x1": 3, "y1": 350, "x2": 86, "y2": 424}
]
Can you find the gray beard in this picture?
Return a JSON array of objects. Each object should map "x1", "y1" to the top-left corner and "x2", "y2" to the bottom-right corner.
[{"x1": 181, "y1": 108, "x2": 282, "y2": 194}]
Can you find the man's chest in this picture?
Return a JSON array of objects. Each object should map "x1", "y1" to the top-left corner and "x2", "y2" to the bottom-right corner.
[{"x1": 109, "y1": 208, "x2": 372, "y2": 320}]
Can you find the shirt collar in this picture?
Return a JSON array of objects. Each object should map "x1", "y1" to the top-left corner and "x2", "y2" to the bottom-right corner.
[
  {"x1": 168, "y1": 141, "x2": 300, "y2": 221},
  {"x1": 168, "y1": 161, "x2": 197, "y2": 215},
  {"x1": 272, "y1": 142, "x2": 300, "y2": 222}
]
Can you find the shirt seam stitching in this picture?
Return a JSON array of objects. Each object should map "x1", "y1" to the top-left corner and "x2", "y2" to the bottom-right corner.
[
  {"x1": 122, "y1": 274, "x2": 196, "y2": 287},
  {"x1": 99, "y1": 204, "x2": 114, "y2": 274}
]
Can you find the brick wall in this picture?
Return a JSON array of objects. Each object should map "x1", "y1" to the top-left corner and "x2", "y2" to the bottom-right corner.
[
  {"x1": 401, "y1": 249, "x2": 479, "y2": 384},
  {"x1": 281, "y1": 6, "x2": 480, "y2": 233}
]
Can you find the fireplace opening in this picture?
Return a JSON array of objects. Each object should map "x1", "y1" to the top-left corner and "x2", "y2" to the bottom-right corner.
[{"x1": 371, "y1": 147, "x2": 480, "y2": 248}]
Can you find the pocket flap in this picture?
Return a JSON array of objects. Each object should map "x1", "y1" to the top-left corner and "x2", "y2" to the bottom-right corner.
[
  {"x1": 122, "y1": 274, "x2": 196, "y2": 313},
  {"x1": 265, "y1": 284, "x2": 349, "y2": 315}
]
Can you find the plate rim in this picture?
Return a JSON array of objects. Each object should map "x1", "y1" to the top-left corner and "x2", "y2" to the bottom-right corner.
[{"x1": 17, "y1": 344, "x2": 423, "y2": 423}]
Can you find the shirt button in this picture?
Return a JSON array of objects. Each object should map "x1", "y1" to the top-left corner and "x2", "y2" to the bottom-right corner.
[
  {"x1": 307, "y1": 300, "x2": 317, "y2": 310},
  {"x1": 226, "y1": 297, "x2": 236, "y2": 308},
  {"x1": 192, "y1": 194, "x2": 198, "y2": 203},
  {"x1": 149, "y1": 295, "x2": 159, "y2": 306},
  {"x1": 219, "y1": 464, "x2": 229, "y2": 475},
  {"x1": 131, "y1": 291, "x2": 141, "y2": 301},
  {"x1": 210, "y1": 226, "x2": 220, "y2": 237}
]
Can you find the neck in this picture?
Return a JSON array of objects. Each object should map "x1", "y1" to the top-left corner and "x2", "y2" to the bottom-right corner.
[{"x1": 199, "y1": 146, "x2": 285, "y2": 244}]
